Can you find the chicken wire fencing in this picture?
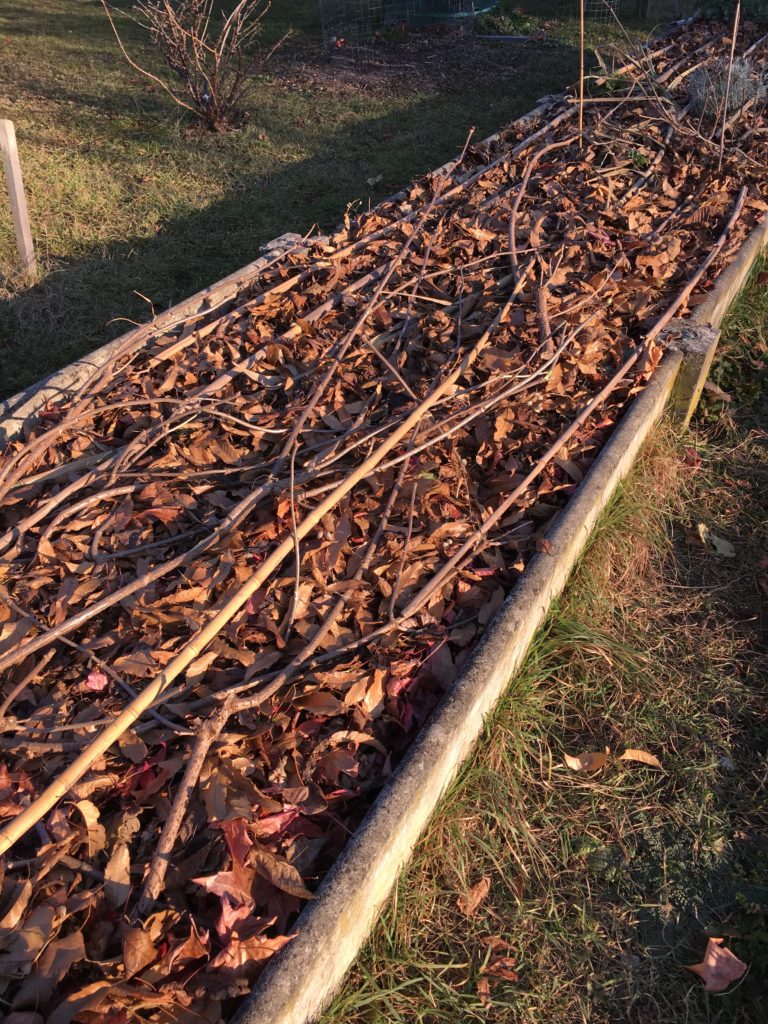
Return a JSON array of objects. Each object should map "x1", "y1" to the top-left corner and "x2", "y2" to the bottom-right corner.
[
  {"x1": 580, "y1": 0, "x2": 621, "y2": 25},
  {"x1": 319, "y1": 0, "x2": 495, "y2": 59}
]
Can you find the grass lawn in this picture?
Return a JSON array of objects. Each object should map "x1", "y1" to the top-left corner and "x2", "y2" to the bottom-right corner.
[
  {"x1": 322, "y1": 266, "x2": 768, "y2": 1023},
  {"x1": 0, "y1": 0, "x2": 696, "y2": 399}
]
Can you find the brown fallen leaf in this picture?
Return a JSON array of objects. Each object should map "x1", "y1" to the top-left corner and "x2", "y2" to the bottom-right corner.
[
  {"x1": 477, "y1": 976, "x2": 492, "y2": 1007},
  {"x1": 104, "y1": 842, "x2": 131, "y2": 908},
  {"x1": 252, "y1": 849, "x2": 315, "y2": 900},
  {"x1": 482, "y1": 954, "x2": 519, "y2": 982},
  {"x1": 457, "y1": 876, "x2": 490, "y2": 917},
  {"x1": 619, "y1": 748, "x2": 662, "y2": 769},
  {"x1": 122, "y1": 926, "x2": 157, "y2": 977},
  {"x1": 686, "y1": 937, "x2": 747, "y2": 992},
  {"x1": 563, "y1": 750, "x2": 609, "y2": 773}
]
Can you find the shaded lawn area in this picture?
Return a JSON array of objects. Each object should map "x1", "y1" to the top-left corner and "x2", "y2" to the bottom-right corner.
[
  {"x1": 0, "y1": 0, "x2": 581, "y2": 398},
  {"x1": 321, "y1": 265, "x2": 768, "y2": 1023}
]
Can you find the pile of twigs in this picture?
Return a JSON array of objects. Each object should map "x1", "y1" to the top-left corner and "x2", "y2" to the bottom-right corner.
[{"x1": 0, "y1": 18, "x2": 766, "y2": 1021}]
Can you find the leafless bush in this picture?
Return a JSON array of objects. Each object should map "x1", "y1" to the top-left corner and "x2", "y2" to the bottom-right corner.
[
  {"x1": 688, "y1": 55, "x2": 764, "y2": 123},
  {"x1": 101, "y1": 0, "x2": 288, "y2": 131}
]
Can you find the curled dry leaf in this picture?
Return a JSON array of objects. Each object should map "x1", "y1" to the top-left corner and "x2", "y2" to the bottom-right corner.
[
  {"x1": 457, "y1": 875, "x2": 491, "y2": 917},
  {"x1": 563, "y1": 750, "x2": 609, "y2": 773},
  {"x1": 686, "y1": 937, "x2": 747, "y2": 992},
  {"x1": 618, "y1": 748, "x2": 663, "y2": 769},
  {"x1": 477, "y1": 976, "x2": 492, "y2": 1007},
  {"x1": 482, "y1": 955, "x2": 519, "y2": 982},
  {"x1": 697, "y1": 523, "x2": 736, "y2": 557}
]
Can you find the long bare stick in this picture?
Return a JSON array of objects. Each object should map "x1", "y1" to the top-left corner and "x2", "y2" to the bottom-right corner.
[
  {"x1": 135, "y1": 699, "x2": 233, "y2": 916},
  {"x1": 579, "y1": 0, "x2": 585, "y2": 149},
  {"x1": 718, "y1": 0, "x2": 741, "y2": 174}
]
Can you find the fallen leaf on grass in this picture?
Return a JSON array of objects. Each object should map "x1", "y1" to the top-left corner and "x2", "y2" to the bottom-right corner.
[
  {"x1": 703, "y1": 380, "x2": 732, "y2": 402},
  {"x1": 686, "y1": 937, "x2": 747, "y2": 992},
  {"x1": 618, "y1": 749, "x2": 663, "y2": 769},
  {"x1": 697, "y1": 523, "x2": 736, "y2": 558},
  {"x1": 482, "y1": 955, "x2": 519, "y2": 982},
  {"x1": 457, "y1": 876, "x2": 490, "y2": 917},
  {"x1": 477, "y1": 976, "x2": 492, "y2": 1007},
  {"x1": 684, "y1": 446, "x2": 702, "y2": 470},
  {"x1": 564, "y1": 750, "x2": 609, "y2": 773}
]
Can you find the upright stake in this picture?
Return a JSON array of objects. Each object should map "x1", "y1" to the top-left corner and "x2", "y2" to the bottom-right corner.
[
  {"x1": 718, "y1": 0, "x2": 741, "y2": 174},
  {"x1": 0, "y1": 119, "x2": 36, "y2": 281},
  {"x1": 579, "y1": 0, "x2": 585, "y2": 149}
]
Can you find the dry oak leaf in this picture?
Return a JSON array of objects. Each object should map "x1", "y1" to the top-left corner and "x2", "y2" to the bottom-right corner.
[
  {"x1": 619, "y1": 749, "x2": 663, "y2": 769},
  {"x1": 457, "y1": 876, "x2": 491, "y2": 918},
  {"x1": 252, "y1": 849, "x2": 315, "y2": 901},
  {"x1": 686, "y1": 938, "x2": 747, "y2": 992},
  {"x1": 563, "y1": 750, "x2": 609, "y2": 773}
]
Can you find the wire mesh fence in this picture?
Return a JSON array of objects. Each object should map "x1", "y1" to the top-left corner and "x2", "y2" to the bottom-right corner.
[
  {"x1": 581, "y1": 0, "x2": 621, "y2": 23},
  {"x1": 319, "y1": 0, "x2": 495, "y2": 59}
]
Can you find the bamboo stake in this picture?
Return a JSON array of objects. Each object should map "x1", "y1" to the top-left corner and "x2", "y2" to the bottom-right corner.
[
  {"x1": 579, "y1": 0, "x2": 585, "y2": 149},
  {"x1": 718, "y1": 0, "x2": 741, "y2": 174}
]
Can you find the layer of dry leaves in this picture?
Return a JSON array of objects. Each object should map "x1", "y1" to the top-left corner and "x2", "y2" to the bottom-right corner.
[{"x1": 0, "y1": 19, "x2": 766, "y2": 1023}]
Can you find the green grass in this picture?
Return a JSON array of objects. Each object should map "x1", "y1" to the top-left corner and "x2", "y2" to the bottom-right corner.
[
  {"x1": 321, "y1": 265, "x2": 768, "y2": 1023},
  {"x1": 0, "y1": 0, "x2": 694, "y2": 399}
]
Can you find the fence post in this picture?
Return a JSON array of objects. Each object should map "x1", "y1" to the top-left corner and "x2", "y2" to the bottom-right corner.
[{"x1": 0, "y1": 119, "x2": 37, "y2": 281}]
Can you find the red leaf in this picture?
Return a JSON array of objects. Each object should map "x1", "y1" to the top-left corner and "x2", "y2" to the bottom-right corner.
[
  {"x1": 84, "y1": 670, "x2": 109, "y2": 692},
  {"x1": 686, "y1": 938, "x2": 747, "y2": 992}
]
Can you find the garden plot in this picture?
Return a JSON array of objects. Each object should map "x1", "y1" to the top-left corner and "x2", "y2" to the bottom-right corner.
[{"x1": 0, "y1": 18, "x2": 766, "y2": 1023}]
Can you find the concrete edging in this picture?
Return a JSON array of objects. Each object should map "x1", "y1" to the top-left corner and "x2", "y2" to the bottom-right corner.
[{"x1": 234, "y1": 219, "x2": 768, "y2": 1024}]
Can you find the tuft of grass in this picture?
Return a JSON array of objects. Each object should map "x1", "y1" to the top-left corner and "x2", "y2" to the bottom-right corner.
[{"x1": 322, "y1": 266, "x2": 768, "y2": 1023}]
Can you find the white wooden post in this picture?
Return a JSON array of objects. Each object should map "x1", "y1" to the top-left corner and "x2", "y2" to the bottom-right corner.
[{"x1": 0, "y1": 119, "x2": 36, "y2": 280}]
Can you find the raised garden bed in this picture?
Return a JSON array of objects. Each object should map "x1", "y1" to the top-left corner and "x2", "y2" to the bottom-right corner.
[{"x1": 0, "y1": 17, "x2": 766, "y2": 1024}]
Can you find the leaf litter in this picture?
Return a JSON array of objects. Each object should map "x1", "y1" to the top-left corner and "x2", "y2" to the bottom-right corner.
[{"x1": 0, "y1": 18, "x2": 766, "y2": 1021}]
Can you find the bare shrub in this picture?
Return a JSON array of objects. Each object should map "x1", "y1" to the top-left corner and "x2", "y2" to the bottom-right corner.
[{"x1": 101, "y1": 1, "x2": 288, "y2": 131}]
